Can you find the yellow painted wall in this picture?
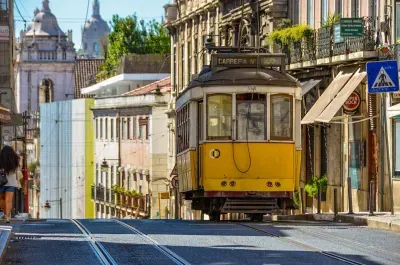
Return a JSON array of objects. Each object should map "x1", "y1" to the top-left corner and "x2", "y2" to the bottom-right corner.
[{"x1": 85, "y1": 99, "x2": 95, "y2": 218}]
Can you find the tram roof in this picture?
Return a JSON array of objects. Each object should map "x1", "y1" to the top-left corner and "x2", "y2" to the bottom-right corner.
[{"x1": 185, "y1": 67, "x2": 298, "y2": 91}]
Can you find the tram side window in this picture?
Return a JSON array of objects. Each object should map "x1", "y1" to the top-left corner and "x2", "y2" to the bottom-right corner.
[
  {"x1": 207, "y1": 94, "x2": 232, "y2": 140},
  {"x1": 177, "y1": 104, "x2": 190, "y2": 153},
  {"x1": 271, "y1": 95, "x2": 292, "y2": 140},
  {"x1": 236, "y1": 94, "x2": 266, "y2": 140}
]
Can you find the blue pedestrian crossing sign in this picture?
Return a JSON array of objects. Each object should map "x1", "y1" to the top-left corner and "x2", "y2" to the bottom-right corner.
[{"x1": 367, "y1": 60, "x2": 399, "y2": 93}]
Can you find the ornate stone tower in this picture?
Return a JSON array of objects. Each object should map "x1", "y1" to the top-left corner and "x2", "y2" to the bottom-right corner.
[{"x1": 80, "y1": 0, "x2": 110, "y2": 58}]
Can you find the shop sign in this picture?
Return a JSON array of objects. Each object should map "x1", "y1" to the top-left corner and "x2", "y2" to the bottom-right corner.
[
  {"x1": 0, "y1": 26, "x2": 9, "y2": 41},
  {"x1": 334, "y1": 24, "x2": 344, "y2": 44},
  {"x1": 340, "y1": 18, "x2": 364, "y2": 37},
  {"x1": 343, "y1": 91, "x2": 361, "y2": 114}
]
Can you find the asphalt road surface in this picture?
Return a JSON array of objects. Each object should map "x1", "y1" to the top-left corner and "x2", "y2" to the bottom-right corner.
[{"x1": 2, "y1": 219, "x2": 400, "y2": 265}]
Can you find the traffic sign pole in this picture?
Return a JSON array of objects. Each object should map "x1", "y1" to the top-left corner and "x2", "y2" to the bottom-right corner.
[{"x1": 367, "y1": 60, "x2": 396, "y2": 215}]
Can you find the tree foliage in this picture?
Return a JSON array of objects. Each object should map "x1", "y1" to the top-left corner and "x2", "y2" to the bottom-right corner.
[{"x1": 100, "y1": 14, "x2": 170, "y2": 78}]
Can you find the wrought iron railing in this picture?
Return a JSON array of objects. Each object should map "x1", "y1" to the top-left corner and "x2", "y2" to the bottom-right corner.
[
  {"x1": 286, "y1": 17, "x2": 376, "y2": 65},
  {"x1": 96, "y1": 186, "x2": 104, "y2": 202},
  {"x1": 91, "y1": 185, "x2": 95, "y2": 200},
  {"x1": 106, "y1": 188, "x2": 110, "y2": 202}
]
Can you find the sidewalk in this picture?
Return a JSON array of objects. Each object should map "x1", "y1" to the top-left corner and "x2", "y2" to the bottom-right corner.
[
  {"x1": 264, "y1": 212, "x2": 400, "y2": 233},
  {"x1": 0, "y1": 225, "x2": 12, "y2": 263}
]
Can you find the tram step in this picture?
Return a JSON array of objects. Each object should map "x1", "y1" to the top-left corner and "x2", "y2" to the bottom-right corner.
[{"x1": 221, "y1": 199, "x2": 278, "y2": 214}]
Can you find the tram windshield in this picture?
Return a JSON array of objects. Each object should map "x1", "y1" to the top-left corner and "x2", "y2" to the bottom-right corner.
[
  {"x1": 236, "y1": 94, "x2": 266, "y2": 140},
  {"x1": 207, "y1": 94, "x2": 232, "y2": 140},
  {"x1": 271, "y1": 95, "x2": 292, "y2": 140}
]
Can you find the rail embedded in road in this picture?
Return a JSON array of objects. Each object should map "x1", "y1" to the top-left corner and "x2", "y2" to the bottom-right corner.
[
  {"x1": 113, "y1": 220, "x2": 192, "y2": 265},
  {"x1": 238, "y1": 223, "x2": 367, "y2": 265},
  {"x1": 72, "y1": 219, "x2": 118, "y2": 265}
]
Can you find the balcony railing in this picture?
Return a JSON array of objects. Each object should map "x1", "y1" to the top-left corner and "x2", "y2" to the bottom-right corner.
[
  {"x1": 96, "y1": 186, "x2": 105, "y2": 202},
  {"x1": 91, "y1": 185, "x2": 95, "y2": 200},
  {"x1": 286, "y1": 17, "x2": 376, "y2": 66}
]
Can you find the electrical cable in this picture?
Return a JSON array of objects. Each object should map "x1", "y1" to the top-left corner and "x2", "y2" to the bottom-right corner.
[{"x1": 232, "y1": 94, "x2": 252, "y2": 174}]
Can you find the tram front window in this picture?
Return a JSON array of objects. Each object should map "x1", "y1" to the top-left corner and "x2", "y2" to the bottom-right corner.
[
  {"x1": 236, "y1": 94, "x2": 266, "y2": 140},
  {"x1": 207, "y1": 94, "x2": 232, "y2": 140},
  {"x1": 271, "y1": 95, "x2": 292, "y2": 140}
]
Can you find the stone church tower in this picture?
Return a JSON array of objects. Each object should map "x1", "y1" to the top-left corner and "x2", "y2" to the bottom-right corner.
[
  {"x1": 80, "y1": 0, "x2": 110, "y2": 58},
  {"x1": 15, "y1": 0, "x2": 76, "y2": 115}
]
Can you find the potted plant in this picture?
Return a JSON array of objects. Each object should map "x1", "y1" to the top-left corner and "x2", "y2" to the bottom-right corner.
[
  {"x1": 293, "y1": 190, "x2": 300, "y2": 207},
  {"x1": 305, "y1": 175, "x2": 328, "y2": 199},
  {"x1": 119, "y1": 187, "x2": 126, "y2": 206},
  {"x1": 377, "y1": 43, "x2": 391, "y2": 55}
]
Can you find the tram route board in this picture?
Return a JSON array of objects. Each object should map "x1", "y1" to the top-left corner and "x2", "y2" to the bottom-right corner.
[{"x1": 212, "y1": 54, "x2": 285, "y2": 69}]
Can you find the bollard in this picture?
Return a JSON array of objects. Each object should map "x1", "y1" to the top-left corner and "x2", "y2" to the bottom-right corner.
[
  {"x1": 317, "y1": 185, "x2": 321, "y2": 214},
  {"x1": 300, "y1": 187, "x2": 305, "y2": 214},
  {"x1": 369, "y1": 180, "x2": 375, "y2": 216},
  {"x1": 347, "y1": 177, "x2": 354, "y2": 214},
  {"x1": 333, "y1": 188, "x2": 338, "y2": 221}
]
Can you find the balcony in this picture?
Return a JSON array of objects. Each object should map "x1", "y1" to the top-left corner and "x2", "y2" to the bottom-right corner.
[
  {"x1": 96, "y1": 186, "x2": 105, "y2": 202},
  {"x1": 285, "y1": 17, "x2": 377, "y2": 70}
]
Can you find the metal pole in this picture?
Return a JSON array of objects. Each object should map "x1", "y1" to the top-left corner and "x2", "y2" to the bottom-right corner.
[
  {"x1": 383, "y1": 94, "x2": 395, "y2": 215},
  {"x1": 300, "y1": 187, "x2": 305, "y2": 214},
  {"x1": 158, "y1": 192, "x2": 161, "y2": 219},
  {"x1": 59, "y1": 198, "x2": 62, "y2": 219},
  {"x1": 347, "y1": 177, "x2": 354, "y2": 214},
  {"x1": 369, "y1": 180, "x2": 375, "y2": 216},
  {"x1": 333, "y1": 188, "x2": 338, "y2": 221},
  {"x1": 317, "y1": 185, "x2": 321, "y2": 214},
  {"x1": 174, "y1": 189, "x2": 179, "y2": 219},
  {"x1": 380, "y1": 95, "x2": 385, "y2": 211}
]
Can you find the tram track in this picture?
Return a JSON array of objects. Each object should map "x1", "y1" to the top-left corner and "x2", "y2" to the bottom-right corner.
[
  {"x1": 72, "y1": 219, "x2": 118, "y2": 265},
  {"x1": 114, "y1": 220, "x2": 192, "y2": 265},
  {"x1": 238, "y1": 223, "x2": 367, "y2": 265}
]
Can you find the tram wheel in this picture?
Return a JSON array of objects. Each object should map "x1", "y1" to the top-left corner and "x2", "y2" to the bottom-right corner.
[
  {"x1": 250, "y1": 214, "x2": 264, "y2": 222},
  {"x1": 209, "y1": 211, "x2": 221, "y2": 221}
]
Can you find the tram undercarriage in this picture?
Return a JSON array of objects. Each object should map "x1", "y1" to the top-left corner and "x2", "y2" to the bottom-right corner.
[{"x1": 187, "y1": 191, "x2": 297, "y2": 221}]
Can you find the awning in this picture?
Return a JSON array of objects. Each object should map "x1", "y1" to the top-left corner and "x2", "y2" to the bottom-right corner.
[
  {"x1": 316, "y1": 69, "x2": 366, "y2": 123},
  {"x1": 388, "y1": 104, "x2": 400, "y2": 118},
  {"x1": 0, "y1": 104, "x2": 11, "y2": 124},
  {"x1": 301, "y1": 71, "x2": 354, "y2": 124},
  {"x1": 301, "y1": 79, "x2": 322, "y2": 96}
]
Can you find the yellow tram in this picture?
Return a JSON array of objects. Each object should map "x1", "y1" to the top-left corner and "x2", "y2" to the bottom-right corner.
[{"x1": 176, "y1": 53, "x2": 302, "y2": 221}]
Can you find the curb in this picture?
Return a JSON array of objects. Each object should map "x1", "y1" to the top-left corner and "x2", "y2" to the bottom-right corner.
[
  {"x1": 0, "y1": 225, "x2": 12, "y2": 263},
  {"x1": 264, "y1": 213, "x2": 400, "y2": 233}
]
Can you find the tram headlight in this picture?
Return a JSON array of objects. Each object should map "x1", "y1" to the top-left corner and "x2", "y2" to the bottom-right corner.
[
  {"x1": 266, "y1": 182, "x2": 273, "y2": 187},
  {"x1": 229, "y1": 181, "x2": 236, "y2": 187},
  {"x1": 275, "y1": 182, "x2": 281, "y2": 187},
  {"x1": 221, "y1": 181, "x2": 227, "y2": 187}
]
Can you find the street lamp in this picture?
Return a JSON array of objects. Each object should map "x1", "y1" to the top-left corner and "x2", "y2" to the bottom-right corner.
[{"x1": 43, "y1": 198, "x2": 63, "y2": 219}]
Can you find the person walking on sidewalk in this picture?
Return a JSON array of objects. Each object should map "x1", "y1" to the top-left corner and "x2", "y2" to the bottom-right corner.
[{"x1": 0, "y1": 146, "x2": 20, "y2": 223}]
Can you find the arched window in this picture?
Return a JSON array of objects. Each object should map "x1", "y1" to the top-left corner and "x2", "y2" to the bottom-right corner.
[
  {"x1": 93, "y1": 43, "x2": 99, "y2": 53},
  {"x1": 39, "y1": 78, "x2": 54, "y2": 103}
]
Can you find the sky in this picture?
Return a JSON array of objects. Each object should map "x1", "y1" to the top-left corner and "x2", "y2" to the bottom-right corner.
[{"x1": 15, "y1": 0, "x2": 169, "y2": 49}]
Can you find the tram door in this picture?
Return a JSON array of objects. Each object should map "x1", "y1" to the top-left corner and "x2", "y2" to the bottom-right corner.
[{"x1": 197, "y1": 101, "x2": 203, "y2": 188}]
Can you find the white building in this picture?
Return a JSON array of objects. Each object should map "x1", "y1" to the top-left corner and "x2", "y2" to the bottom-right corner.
[
  {"x1": 15, "y1": 0, "x2": 76, "y2": 115},
  {"x1": 15, "y1": 0, "x2": 76, "y2": 164},
  {"x1": 90, "y1": 78, "x2": 172, "y2": 219}
]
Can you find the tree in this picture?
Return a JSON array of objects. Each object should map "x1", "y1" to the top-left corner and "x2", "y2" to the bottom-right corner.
[{"x1": 102, "y1": 14, "x2": 170, "y2": 77}]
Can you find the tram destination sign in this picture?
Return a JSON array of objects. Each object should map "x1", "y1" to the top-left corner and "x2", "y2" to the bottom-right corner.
[{"x1": 212, "y1": 54, "x2": 285, "y2": 69}]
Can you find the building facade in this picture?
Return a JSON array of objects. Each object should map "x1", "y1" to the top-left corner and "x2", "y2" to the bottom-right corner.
[
  {"x1": 39, "y1": 99, "x2": 95, "y2": 219},
  {"x1": 284, "y1": 0, "x2": 393, "y2": 213},
  {"x1": 80, "y1": 0, "x2": 110, "y2": 59},
  {"x1": 91, "y1": 81, "x2": 171, "y2": 219}
]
